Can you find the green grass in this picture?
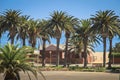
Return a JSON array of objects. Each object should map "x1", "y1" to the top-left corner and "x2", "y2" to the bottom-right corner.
[
  {"x1": 68, "y1": 66, "x2": 106, "y2": 72},
  {"x1": 37, "y1": 66, "x2": 106, "y2": 72}
]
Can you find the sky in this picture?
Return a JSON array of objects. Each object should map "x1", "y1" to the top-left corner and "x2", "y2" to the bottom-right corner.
[{"x1": 0, "y1": 0, "x2": 120, "y2": 51}]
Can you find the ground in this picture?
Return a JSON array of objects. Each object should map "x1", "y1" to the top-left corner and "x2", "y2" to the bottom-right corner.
[{"x1": 0, "y1": 71, "x2": 119, "y2": 80}]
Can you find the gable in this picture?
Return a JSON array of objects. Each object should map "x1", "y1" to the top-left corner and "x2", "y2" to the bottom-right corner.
[{"x1": 46, "y1": 44, "x2": 63, "y2": 51}]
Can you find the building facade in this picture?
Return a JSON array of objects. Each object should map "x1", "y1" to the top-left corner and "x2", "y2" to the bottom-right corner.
[{"x1": 39, "y1": 44, "x2": 94, "y2": 65}]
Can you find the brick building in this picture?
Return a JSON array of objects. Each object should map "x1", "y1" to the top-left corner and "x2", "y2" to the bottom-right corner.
[{"x1": 39, "y1": 44, "x2": 94, "y2": 65}]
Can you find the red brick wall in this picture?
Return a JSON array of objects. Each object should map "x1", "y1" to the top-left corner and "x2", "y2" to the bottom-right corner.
[
  {"x1": 40, "y1": 50, "x2": 94, "y2": 64},
  {"x1": 111, "y1": 57, "x2": 120, "y2": 64}
]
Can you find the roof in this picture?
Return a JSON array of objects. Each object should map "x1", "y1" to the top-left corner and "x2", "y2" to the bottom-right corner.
[
  {"x1": 40, "y1": 44, "x2": 65, "y2": 51},
  {"x1": 46, "y1": 44, "x2": 63, "y2": 51}
]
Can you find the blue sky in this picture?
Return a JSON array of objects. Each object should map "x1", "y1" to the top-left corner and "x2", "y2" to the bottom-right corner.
[{"x1": 0, "y1": 0, "x2": 120, "y2": 51}]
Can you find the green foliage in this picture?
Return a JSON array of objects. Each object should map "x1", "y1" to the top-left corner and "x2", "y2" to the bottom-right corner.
[
  {"x1": 91, "y1": 10, "x2": 120, "y2": 67},
  {"x1": 38, "y1": 66, "x2": 69, "y2": 71},
  {"x1": 111, "y1": 53, "x2": 120, "y2": 57},
  {"x1": 27, "y1": 19, "x2": 41, "y2": 48},
  {"x1": 16, "y1": 15, "x2": 30, "y2": 46},
  {"x1": 38, "y1": 65, "x2": 106, "y2": 72},
  {"x1": 0, "y1": 43, "x2": 38, "y2": 80},
  {"x1": 69, "y1": 66, "x2": 83, "y2": 71},
  {"x1": 49, "y1": 11, "x2": 69, "y2": 66},
  {"x1": 108, "y1": 67, "x2": 120, "y2": 73},
  {"x1": 94, "y1": 67, "x2": 106, "y2": 72},
  {"x1": 0, "y1": 9, "x2": 21, "y2": 44},
  {"x1": 112, "y1": 42, "x2": 120, "y2": 53},
  {"x1": 49, "y1": 11, "x2": 67, "y2": 38},
  {"x1": 109, "y1": 66, "x2": 120, "y2": 70},
  {"x1": 68, "y1": 66, "x2": 105, "y2": 72}
]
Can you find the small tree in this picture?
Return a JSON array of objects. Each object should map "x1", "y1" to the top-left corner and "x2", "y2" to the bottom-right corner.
[{"x1": 0, "y1": 43, "x2": 37, "y2": 80}]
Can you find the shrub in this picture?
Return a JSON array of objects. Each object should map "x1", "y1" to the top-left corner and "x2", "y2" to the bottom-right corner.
[{"x1": 111, "y1": 53, "x2": 120, "y2": 57}]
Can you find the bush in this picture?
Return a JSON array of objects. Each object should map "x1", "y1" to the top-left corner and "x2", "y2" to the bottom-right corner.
[
  {"x1": 38, "y1": 65, "x2": 106, "y2": 72},
  {"x1": 38, "y1": 66, "x2": 69, "y2": 71},
  {"x1": 68, "y1": 66, "x2": 83, "y2": 71},
  {"x1": 108, "y1": 67, "x2": 120, "y2": 73},
  {"x1": 111, "y1": 53, "x2": 120, "y2": 57},
  {"x1": 95, "y1": 67, "x2": 106, "y2": 72},
  {"x1": 68, "y1": 66, "x2": 105, "y2": 72}
]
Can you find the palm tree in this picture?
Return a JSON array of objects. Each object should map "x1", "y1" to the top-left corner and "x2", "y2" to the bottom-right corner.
[
  {"x1": 63, "y1": 16, "x2": 79, "y2": 67},
  {"x1": 27, "y1": 19, "x2": 40, "y2": 48},
  {"x1": 75, "y1": 19, "x2": 99, "y2": 67},
  {"x1": 68, "y1": 33, "x2": 96, "y2": 66},
  {"x1": 0, "y1": 43, "x2": 37, "y2": 80},
  {"x1": 0, "y1": 9, "x2": 21, "y2": 44},
  {"x1": 16, "y1": 15, "x2": 30, "y2": 46},
  {"x1": 68, "y1": 34, "x2": 84, "y2": 56},
  {"x1": 91, "y1": 10, "x2": 120, "y2": 67},
  {"x1": 0, "y1": 16, "x2": 3, "y2": 44},
  {"x1": 49, "y1": 11, "x2": 67, "y2": 66},
  {"x1": 108, "y1": 26, "x2": 120, "y2": 68},
  {"x1": 0, "y1": 28, "x2": 2, "y2": 45},
  {"x1": 75, "y1": 19, "x2": 91, "y2": 67},
  {"x1": 38, "y1": 19, "x2": 52, "y2": 67},
  {"x1": 0, "y1": 16, "x2": 4, "y2": 45}
]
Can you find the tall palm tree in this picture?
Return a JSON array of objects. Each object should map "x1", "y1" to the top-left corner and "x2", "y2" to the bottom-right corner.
[
  {"x1": 68, "y1": 34, "x2": 84, "y2": 56},
  {"x1": 63, "y1": 16, "x2": 79, "y2": 67},
  {"x1": 27, "y1": 19, "x2": 40, "y2": 48},
  {"x1": 49, "y1": 11, "x2": 67, "y2": 66},
  {"x1": 0, "y1": 16, "x2": 4, "y2": 45},
  {"x1": 91, "y1": 10, "x2": 120, "y2": 67},
  {"x1": 0, "y1": 16, "x2": 3, "y2": 44},
  {"x1": 38, "y1": 19, "x2": 52, "y2": 67},
  {"x1": 75, "y1": 19, "x2": 99, "y2": 67},
  {"x1": 68, "y1": 33, "x2": 96, "y2": 66},
  {"x1": 16, "y1": 15, "x2": 30, "y2": 46},
  {"x1": 0, "y1": 9, "x2": 21, "y2": 44},
  {"x1": 0, "y1": 43, "x2": 37, "y2": 80},
  {"x1": 0, "y1": 23, "x2": 1, "y2": 43},
  {"x1": 108, "y1": 24, "x2": 120, "y2": 68}
]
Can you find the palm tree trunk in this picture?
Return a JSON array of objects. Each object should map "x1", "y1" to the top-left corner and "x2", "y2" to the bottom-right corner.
[
  {"x1": 64, "y1": 35, "x2": 69, "y2": 67},
  {"x1": 83, "y1": 39, "x2": 87, "y2": 68},
  {"x1": 4, "y1": 72, "x2": 17, "y2": 80},
  {"x1": 32, "y1": 43, "x2": 35, "y2": 48},
  {"x1": 42, "y1": 38, "x2": 46, "y2": 67},
  {"x1": 56, "y1": 38, "x2": 60, "y2": 66},
  {"x1": 11, "y1": 39, "x2": 14, "y2": 44},
  {"x1": 0, "y1": 38, "x2": 1, "y2": 47},
  {"x1": 108, "y1": 38, "x2": 112, "y2": 68},
  {"x1": 32, "y1": 38, "x2": 36, "y2": 48},
  {"x1": 10, "y1": 28, "x2": 15, "y2": 44},
  {"x1": 103, "y1": 37, "x2": 106, "y2": 67},
  {"x1": 22, "y1": 38, "x2": 26, "y2": 46}
]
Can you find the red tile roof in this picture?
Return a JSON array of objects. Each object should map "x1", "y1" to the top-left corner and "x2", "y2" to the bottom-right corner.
[{"x1": 45, "y1": 44, "x2": 63, "y2": 51}]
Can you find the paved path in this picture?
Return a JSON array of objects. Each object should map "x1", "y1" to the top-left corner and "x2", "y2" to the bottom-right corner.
[{"x1": 0, "y1": 71, "x2": 119, "y2": 80}]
